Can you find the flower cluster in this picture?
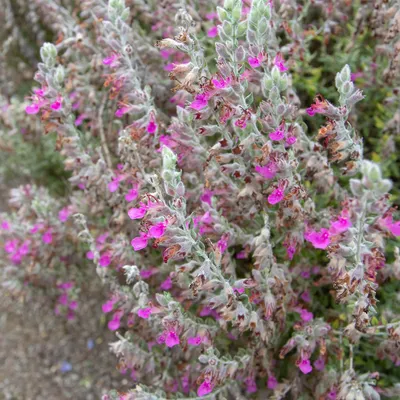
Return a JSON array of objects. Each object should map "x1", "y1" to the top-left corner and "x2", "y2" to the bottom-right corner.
[{"x1": 1, "y1": 0, "x2": 400, "y2": 399}]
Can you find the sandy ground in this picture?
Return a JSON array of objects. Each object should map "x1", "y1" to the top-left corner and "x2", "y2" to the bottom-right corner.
[{"x1": 0, "y1": 284, "x2": 130, "y2": 400}]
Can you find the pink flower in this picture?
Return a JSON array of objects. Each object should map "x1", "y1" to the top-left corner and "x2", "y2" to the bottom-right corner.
[
  {"x1": 269, "y1": 129, "x2": 285, "y2": 141},
  {"x1": 197, "y1": 379, "x2": 214, "y2": 397},
  {"x1": 187, "y1": 336, "x2": 203, "y2": 346},
  {"x1": 131, "y1": 234, "x2": 149, "y2": 251},
  {"x1": 99, "y1": 253, "x2": 111, "y2": 267},
  {"x1": 274, "y1": 54, "x2": 288, "y2": 72},
  {"x1": 286, "y1": 244, "x2": 296, "y2": 260},
  {"x1": 248, "y1": 53, "x2": 264, "y2": 68},
  {"x1": 298, "y1": 358, "x2": 312, "y2": 374},
  {"x1": 103, "y1": 53, "x2": 120, "y2": 68},
  {"x1": 212, "y1": 76, "x2": 231, "y2": 89},
  {"x1": 314, "y1": 357, "x2": 325, "y2": 371},
  {"x1": 148, "y1": 222, "x2": 167, "y2": 238},
  {"x1": 58, "y1": 293, "x2": 68, "y2": 306},
  {"x1": 4, "y1": 239, "x2": 18, "y2": 253},
  {"x1": 102, "y1": 300, "x2": 115, "y2": 313},
  {"x1": 207, "y1": 26, "x2": 218, "y2": 38},
  {"x1": 306, "y1": 97, "x2": 328, "y2": 117},
  {"x1": 245, "y1": 377, "x2": 257, "y2": 393},
  {"x1": 50, "y1": 97, "x2": 62, "y2": 110},
  {"x1": 137, "y1": 308, "x2": 152, "y2": 319},
  {"x1": 86, "y1": 251, "x2": 94, "y2": 260},
  {"x1": 42, "y1": 229, "x2": 53, "y2": 244},
  {"x1": 300, "y1": 309, "x2": 313, "y2": 322},
  {"x1": 217, "y1": 236, "x2": 228, "y2": 253},
  {"x1": 18, "y1": 241, "x2": 30, "y2": 256},
  {"x1": 25, "y1": 103, "x2": 41, "y2": 114},
  {"x1": 58, "y1": 207, "x2": 71, "y2": 222},
  {"x1": 330, "y1": 210, "x2": 352, "y2": 234},
  {"x1": 108, "y1": 179, "x2": 120, "y2": 193},
  {"x1": 115, "y1": 105, "x2": 130, "y2": 117},
  {"x1": 301, "y1": 290, "x2": 311, "y2": 303},
  {"x1": 389, "y1": 221, "x2": 400, "y2": 236},
  {"x1": 190, "y1": 93, "x2": 209, "y2": 110},
  {"x1": 69, "y1": 301, "x2": 78, "y2": 310},
  {"x1": 147, "y1": 118, "x2": 158, "y2": 134},
  {"x1": 268, "y1": 188, "x2": 284, "y2": 205},
  {"x1": 267, "y1": 375, "x2": 278, "y2": 389},
  {"x1": 165, "y1": 330, "x2": 180, "y2": 348},
  {"x1": 305, "y1": 228, "x2": 330, "y2": 249},
  {"x1": 108, "y1": 318, "x2": 120, "y2": 331},
  {"x1": 327, "y1": 389, "x2": 337, "y2": 400},
  {"x1": 128, "y1": 206, "x2": 147, "y2": 219},
  {"x1": 1, "y1": 220, "x2": 10, "y2": 230},
  {"x1": 125, "y1": 187, "x2": 139, "y2": 202},
  {"x1": 306, "y1": 107, "x2": 316, "y2": 116},
  {"x1": 255, "y1": 163, "x2": 277, "y2": 179},
  {"x1": 286, "y1": 136, "x2": 297, "y2": 146},
  {"x1": 160, "y1": 276, "x2": 172, "y2": 290}
]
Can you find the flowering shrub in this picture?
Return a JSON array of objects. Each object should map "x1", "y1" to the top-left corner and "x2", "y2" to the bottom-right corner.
[{"x1": 1, "y1": 0, "x2": 400, "y2": 399}]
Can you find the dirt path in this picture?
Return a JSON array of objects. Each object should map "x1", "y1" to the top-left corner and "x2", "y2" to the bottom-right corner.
[{"x1": 0, "y1": 285, "x2": 130, "y2": 399}]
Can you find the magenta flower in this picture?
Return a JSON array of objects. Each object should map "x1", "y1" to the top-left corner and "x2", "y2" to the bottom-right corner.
[
  {"x1": 50, "y1": 96, "x2": 62, "y2": 110},
  {"x1": 128, "y1": 206, "x2": 147, "y2": 219},
  {"x1": 268, "y1": 188, "x2": 284, "y2": 205},
  {"x1": 389, "y1": 221, "x2": 400, "y2": 236},
  {"x1": 102, "y1": 299, "x2": 115, "y2": 313},
  {"x1": 58, "y1": 207, "x2": 71, "y2": 222},
  {"x1": 137, "y1": 308, "x2": 152, "y2": 319},
  {"x1": 4, "y1": 239, "x2": 18, "y2": 253},
  {"x1": 300, "y1": 309, "x2": 313, "y2": 322},
  {"x1": 99, "y1": 252, "x2": 111, "y2": 267},
  {"x1": 245, "y1": 377, "x2": 257, "y2": 393},
  {"x1": 187, "y1": 336, "x2": 203, "y2": 346},
  {"x1": 190, "y1": 93, "x2": 209, "y2": 110},
  {"x1": 269, "y1": 128, "x2": 285, "y2": 141},
  {"x1": 147, "y1": 118, "x2": 158, "y2": 134},
  {"x1": 103, "y1": 53, "x2": 120, "y2": 68},
  {"x1": 212, "y1": 76, "x2": 231, "y2": 89},
  {"x1": 160, "y1": 276, "x2": 172, "y2": 290},
  {"x1": 301, "y1": 290, "x2": 311, "y2": 303},
  {"x1": 131, "y1": 234, "x2": 149, "y2": 251},
  {"x1": 314, "y1": 357, "x2": 325, "y2": 371},
  {"x1": 125, "y1": 187, "x2": 139, "y2": 202},
  {"x1": 207, "y1": 26, "x2": 218, "y2": 38},
  {"x1": 274, "y1": 54, "x2": 288, "y2": 72},
  {"x1": 25, "y1": 103, "x2": 41, "y2": 114},
  {"x1": 267, "y1": 375, "x2": 278, "y2": 389},
  {"x1": 286, "y1": 136, "x2": 297, "y2": 146},
  {"x1": 42, "y1": 229, "x2": 53, "y2": 244},
  {"x1": 108, "y1": 318, "x2": 120, "y2": 331},
  {"x1": 327, "y1": 389, "x2": 337, "y2": 400},
  {"x1": 330, "y1": 210, "x2": 352, "y2": 234},
  {"x1": 217, "y1": 236, "x2": 228, "y2": 253},
  {"x1": 18, "y1": 240, "x2": 30, "y2": 256},
  {"x1": 115, "y1": 105, "x2": 130, "y2": 117},
  {"x1": 108, "y1": 179, "x2": 120, "y2": 193},
  {"x1": 255, "y1": 162, "x2": 277, "y2": 179},
  {"x1": 197, "y1": 379, "x2": 214, "y2": 397},
  {"x1": 248, "y1": 53, "x2": 264, "y2": 68},
  {"x1": 304, "y1": 228, "x2": 331, "y2": 249},
  {"x1": 298, "y1": 358, "x2": 313, "y2": 374},
  {"x1": 165, "y1": 330, "x2": 180, "y2": 348},
  {"x1": 1, "y1": 220, "x2": 10, "y2": 230},
  {"x1": 69, "y1": 301, "x2": 78, "y2": 310},
  {"x1": 148, "y1": 222, "x2": 167, "y2": 238}
]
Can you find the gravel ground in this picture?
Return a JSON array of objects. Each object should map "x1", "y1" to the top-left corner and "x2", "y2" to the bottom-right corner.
[{"x1": 0, "y1": 283, "x2": 130, "y2": 400}]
